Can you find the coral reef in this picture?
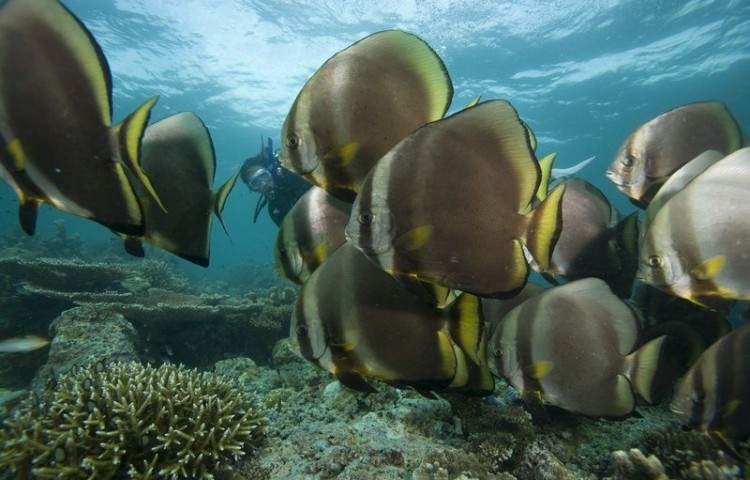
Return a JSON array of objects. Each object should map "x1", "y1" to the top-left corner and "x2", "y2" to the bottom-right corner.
[{"x1": 0, "y1": 362, "x2": 267, "y2": 479}]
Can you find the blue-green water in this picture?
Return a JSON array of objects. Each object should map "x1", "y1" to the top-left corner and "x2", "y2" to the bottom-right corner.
[{"x1": 1, "y1": 0, "x2": 748, "y2": 272}]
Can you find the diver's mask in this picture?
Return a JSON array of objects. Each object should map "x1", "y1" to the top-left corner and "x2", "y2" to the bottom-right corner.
[{"x1": 247, "y1": 167, "x2": 273, "y2": 193}]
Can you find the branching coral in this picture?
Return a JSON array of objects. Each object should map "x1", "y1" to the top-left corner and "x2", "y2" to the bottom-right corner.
[{"x1": 0, "y1": 362, "x2": 267, "y2": 479}]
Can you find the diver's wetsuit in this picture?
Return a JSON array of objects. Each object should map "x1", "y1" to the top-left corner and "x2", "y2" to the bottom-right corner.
[{"x1": 242, "y1": 138, "x2": 311, "y2": 227}]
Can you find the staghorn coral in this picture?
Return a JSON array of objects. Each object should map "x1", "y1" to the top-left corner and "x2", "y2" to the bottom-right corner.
[{"x1": 0, "y1": 362, "x2": 267, "y2": 480}]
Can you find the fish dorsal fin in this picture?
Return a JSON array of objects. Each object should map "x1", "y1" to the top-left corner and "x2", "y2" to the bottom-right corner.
[
  {"x1": 463, "y1": 96, "x2": 481, "y2": 109},
  {"x1": 535, "y1": 152, "x2": 557, "y2": 201},
  {"x1": 394, "y1": 224, "x2": 434, "y2": 251},
  {"x1": 521, "y1": 120, "x2": 537, "y2": 152},
  {"x1": 212, "y1": 169, "x2": 241, "y2": 238},
  {"x1": 115, "y1": 96, "x2": 165, "y2": 212},
  {"x1": 690, "y1": 255, "x2": 726, "y2": 281}
]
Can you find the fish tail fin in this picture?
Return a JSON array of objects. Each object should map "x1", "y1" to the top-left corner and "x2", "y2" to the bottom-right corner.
[
  {"x1": 446, "y1": 293, "x2": 494, "y2": 394},
  {"x1": 535, "y1": 152, "x2": 557, "y2": 201},
  {"x1": 212, "y1": 169, "x2": 240, "y2": 238},
  {"x1": 115, "y1": 96, "x2": 166, "y2": 212},
  {"x1": 525, "y1": 182, "x2": 565, "y2": 272},
  {"x1": 625, "y1": 335, "x2": 667, "y2": 404}
]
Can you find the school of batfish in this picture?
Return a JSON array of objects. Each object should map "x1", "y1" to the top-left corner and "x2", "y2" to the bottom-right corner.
[{"x1": 1, "y1": 0, "x2": 748, "y2": 457}]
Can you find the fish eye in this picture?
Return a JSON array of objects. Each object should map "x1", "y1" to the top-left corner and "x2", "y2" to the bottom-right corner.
[
  {"x1": 692, "y1": 392, "x2": 706, "y2": 404},
  {"x1": 286, "y1": 133, "x2": 300, "y2": 150},
  {"x1": 358, "y1": 210, "x2": 374, "y2": 226},
  {"x1": 647, "y1": 255, "x2": 662, "y2": 268},
  {"x1": 492, "y1": 347, "x2": 502, "y2": 357},
  {"x1": 295, "y1": 323, "x2": 308, "y2": 336},
  {"x1": 622, "y1": 154, "x2": 635, "y2": 168}
]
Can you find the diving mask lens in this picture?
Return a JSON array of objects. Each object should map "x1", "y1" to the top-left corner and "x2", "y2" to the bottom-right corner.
[{"x1": 248, "y1": 168, "x2": 272, "y2": 192}]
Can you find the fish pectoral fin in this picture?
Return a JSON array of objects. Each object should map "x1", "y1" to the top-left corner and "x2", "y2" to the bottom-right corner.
[
  {"x1": 524, "y1": 361, "x2": 553, "y2": 380},
  {"x1": 394, "y1": 224, "x2": 434, "y2": 251},
  {"x1": 4, "y1": 139, "x2": 26, "y2": 171},
  {"x1": 690, "y1": 255, "x2": 726, "y2": 281},
  {"x1": 311, "y1": 241, "x2": 329, "y2": 265},
  {"x1": 720, "y1": 399, "x2": 741, "y2": 419},
  {"x1": 330, "y1": 341, "x2": 356, "y2": 353},
  {"x1": 463, "y1": 96, "x2": 481, "y2": 109},
  {"x1": 323, "y1": 142, "x2": 360, "y2": 167}
]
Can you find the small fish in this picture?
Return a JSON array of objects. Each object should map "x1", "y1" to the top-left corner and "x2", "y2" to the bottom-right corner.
[
  {"x1": 122, "y1": 112, "x2": 238, "y2": 267},
  {"x1": 488, "y1": 278, "x2": 665, "y2": 418},
  {"x1": 0, "y1": 0, "x2": 162, "y2": 236},
  {"x1": 0, "y1": 335, "x2": 49, "y2": 353},
  {"x1": 639, "y1": 147, "x2": 750, "y2": 306},
  {"x1": 280, "y1": 29, "x2": 453, "y2": 201},
  {"x1": 607, "y1": 101, "x2": 745, "y2": 206},
  {"x1": 275, "y1": 186, "x2": 352, "y2": 284},
  {"x1": 670, "y1": 322, "x2": 750, "y2": 448},
  {"x1": 346, "y1": 100, "x2": 565, "y2": 299},
  {"x1": 290, "y1": 242, "x2": 494, "y2": 395}
]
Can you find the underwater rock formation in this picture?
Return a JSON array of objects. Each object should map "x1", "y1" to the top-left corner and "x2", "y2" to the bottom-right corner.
[
  {"x1": 31, "y1": 305, "x2": 139, "y2": 392},
  {"x1": 0, "y1": 362, "x2": 267, "y2": 479}
]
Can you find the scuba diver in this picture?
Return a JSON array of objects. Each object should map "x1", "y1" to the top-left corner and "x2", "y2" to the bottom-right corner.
[{"x1": 241, "y1": 138, "x2": 311, "y2": 226}]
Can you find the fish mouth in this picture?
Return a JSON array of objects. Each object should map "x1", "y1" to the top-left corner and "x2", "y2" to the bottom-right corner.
[{"x1": 604, "y1": 171, "x2": 633, "y2": 187}]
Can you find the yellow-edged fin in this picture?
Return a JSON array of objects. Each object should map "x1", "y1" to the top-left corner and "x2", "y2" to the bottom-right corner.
[
  {"x1": 464, "y1": 96, "x2": 481, "y2": 109},
  {"x1": 376, "y1": 30, "x2": 453, "y2": 121},
  {"x1": 626, "y1": 335, "x2": 666, "y2": 403},
  {"x1": 394, "y1": 224, "x2": 434, "y2": 251},
  {"x1": 436, "y1": 330, "x2": 459, "y2": 378},
  {"x1": 323, "y1": 142, "x2": 360, "y2": 167},
  {"x1": 535, "y1": 152, "x2": 557, "y2": 201},
  {"x1": 212, "y1": 169, "x2": 240, "y2": 237},
  {"x1": 521, "y1": 120, "x2": 537, "y2": 151},
  {"x1": 6, "y1": 139, "x2": 25, "y2": 171},
  {"x1": 448, "y1": 343, "x2": 469, "y2": 388},
  {"x1": 612, "y1": 374, "x2": 636, "y2": 415},
  {"x1": 116, "y1": 96, "x2": 165, "y2": 211},
  {"x1": 525, "y1": 360, "x2": 553, "y2": 380},
  {"x1": 525, "y1": 183, "x2": 565, "y2": 272},
  {"x1": 690, "y1": 255, "x2": 726, "y2": 281},
  {"x1": 448, "y1": 293, "x2": 484, "y2": 365}
]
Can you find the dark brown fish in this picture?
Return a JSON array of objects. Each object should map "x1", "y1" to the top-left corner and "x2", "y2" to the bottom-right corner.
[
  {"x1": 275, "y1": 186, "x2": 352, "y2": 284},
  {"x1": 280, "y1": 29, "x2": 453, "y2": 201},
  {"x1": 488, "y1": 278, "x2": 665, "y2": 417},
  {"x1": 290, "y1": 242, "x2": 493, "y2": 395},
  {"x1": 671, "y1": 322, "x2": 750, "y2": 447},
  {"x1": 0, "y1": 0, "x2": 161, "y2": 235},
  {"x1": 346, "y1": 100, "x2": 565, "y2": 299},
  {"x1": 123, "y1": 112, "x2": 237, "y2": 267}
]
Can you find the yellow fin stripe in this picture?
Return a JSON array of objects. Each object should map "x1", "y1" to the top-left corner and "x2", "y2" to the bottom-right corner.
[
  {"x1": 6, "y1": 139, "x2": 25, "y2": 171},
  {"x1": 453, "y1": 293, "x2": 483, "y2": 365},
  {"x1": 527, "y1": 361, "x2": 553, "y2": 380},
  {"x1": 690, "y1": 255, "x2": 726, "y2": 281},
  {"x1": 213, "y1": 169, "x2": 240, "y2": 237},
  {"x1": 395, "y1": 224, "x2": 434, "y2": 252},
  {"x1": 525, "y1": 183, "x2": 565, "y2": 271},
  {"x1": 117, "y1": 96, "x2": 164, "y2": 212},
  {"x1": 536, "y1": 152, "x2": 557, "y2": 201}
]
